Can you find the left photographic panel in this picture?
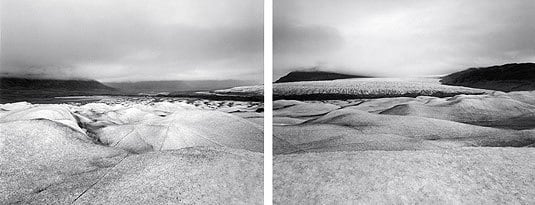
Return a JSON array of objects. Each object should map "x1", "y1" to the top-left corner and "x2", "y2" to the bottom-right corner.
[{"x1": 0, "y1": 0, "x2": 264, "y2": 204}]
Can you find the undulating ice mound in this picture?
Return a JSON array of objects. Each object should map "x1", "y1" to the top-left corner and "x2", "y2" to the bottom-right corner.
[
  {"x1": 274, "y1": 125, "x2": 444, "y2": 154},
  {"x1": 81, "y1": 107, "x2": 162, "y2": 126},
  {"x1": 73, "y1": 101, "x2": 196, "y2": 119},
  {"x1": 272, "y1": 86, "x2": 535, "y2": 203},
  {"x1": 273, "y1": 100, "x2": 340, "y2": 125},
  {"x1": 273, "y1": 116, "x2": 307, "y2": 126},
  {"x1": 96, "y1": 110, "x2": 263, "y2": 153},
  {"x1": 345, "y1": 97, "x2": 429, "y2": 112},
  {"x1": 69, "y1": 147, "x2": 263, "y2": 204},
  {"x1": 0, "y1": 104, "x2": 85, "y2": 133},
  {"x1": 273, "y1": 100, "x2": 339, "y2": 118},
  {"x1": 274, "y1": 148, "x2": 535, "y2": 204},
  {"x1": 380, "y1": 92, "x2": 535, "y2": 129},
  {"x1": 0, "y1": 120, "x2": 127, "y2": 204},
  {"x1": 0, "y1": 101, "x2": 263, "y2": 204},
  {"x1": 0, "y1": 101, "x2": 264, "y2": 154},
  {"x1": 0, "y1": 101, "x2": 33, "y2": 111},
  {"x1": 51, "y1": 102, "x2": 263, "y2": 153},
  {"x1": 498, "y1": 91, "x2": 535, "y2": 105},
  {"x1": 273, "y1": 100, "x2": 303, "y2": 110},
  {"x1": 230, "y1": 111, "x2": 264, "y2": 126},
  {"x1": 274, "y1": 116, "x2": 534, "y2": 154},
  {"x1": 273, "y1": 91, "x2": 535, "y2": 154}
]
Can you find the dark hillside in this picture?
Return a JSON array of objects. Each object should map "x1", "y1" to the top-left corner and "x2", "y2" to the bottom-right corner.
[
  {"x1": 0, "y1": 77, "x2": 115, "y2": 90},
  {"x1": 0, "y1": 77, "x2": 119, "y2": 103},
  {"x1": 440, "y1": 63, "x2": 535, "y2": 91},
  {"x1": 275, "y1": 71, "x2": 371, "y2": 83}
]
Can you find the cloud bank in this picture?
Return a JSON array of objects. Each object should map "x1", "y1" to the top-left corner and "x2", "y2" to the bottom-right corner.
[
  {"x1": 1, "y1": 0, "x2": 263, "y2": 82},
  {"x1": 274, "y1": 0, "x2": 535, "y2": 78}
]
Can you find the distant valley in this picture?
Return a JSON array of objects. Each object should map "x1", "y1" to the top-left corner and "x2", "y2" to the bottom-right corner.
[
  {"x1": 105, "y1": 80, "x2": 256, "y2": 94},
  {"x1": 0, "y1": 76, "x2": 261, "y2": 103}
]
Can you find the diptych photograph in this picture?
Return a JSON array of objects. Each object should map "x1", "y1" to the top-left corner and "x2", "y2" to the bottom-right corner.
[{"x1": 1, "y1": 0, "x2": 535, "y2": 204}]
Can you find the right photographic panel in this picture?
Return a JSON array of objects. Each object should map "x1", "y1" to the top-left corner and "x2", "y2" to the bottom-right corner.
[{"x1": 272, "y1": 0, "x2": 535, "y2": 204}]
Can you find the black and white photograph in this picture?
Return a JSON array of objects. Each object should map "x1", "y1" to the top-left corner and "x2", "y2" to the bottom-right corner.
[
  {"x1": 2, "y1": 0, "x2": 535, "y2": 204},
  {"x1": 1, "y1": 0, "x2": 264, "y2": 204},
  {"x1": 272, "y1": 0, "x2": 535, "y2": 204}
]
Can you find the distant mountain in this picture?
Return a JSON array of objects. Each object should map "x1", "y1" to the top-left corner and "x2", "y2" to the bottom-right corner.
[
  {"x1": 440, "y1": 63, "x2": 535, "y2": 91},
  {"x1": 106, "y1": 80, "x2": 256, "y2": 94},
  {"x1": 275, "y1": 70, "x2": 371, "y2": 83},
  {"x1": 0, "y1": 77, "x2": 119, "y2": 103},
  {"x1": 0, "y1": 77, "x2": 115, "y2": 91}
]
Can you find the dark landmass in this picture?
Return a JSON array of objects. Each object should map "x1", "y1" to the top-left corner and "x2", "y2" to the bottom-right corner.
[
  {"x1": 106, "y1": 80, "x2": 256, "y2": 94},
  {"x1": 0, "y1": 77, "x2": 262, "y2": 103},
  {"x1": 0, "y1": 77, "x2": 120, "y2": 103},
  {"x1": 0, "y1": 77, "x2": 115, "y2": 90},
  {"x1": 441, "y1": 63, "x2": 535, "y2": 91},
  {"x1": 275, "y1": 70, "x2": 371, "y2": 83},
  {"x1": 166, "y1": 91, "x2": 263, "y2": 102}
]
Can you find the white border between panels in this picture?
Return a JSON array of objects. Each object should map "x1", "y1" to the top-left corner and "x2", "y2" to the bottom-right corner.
[{"x1": 263, "y1": 0, "x2": 273, "y2": 204}]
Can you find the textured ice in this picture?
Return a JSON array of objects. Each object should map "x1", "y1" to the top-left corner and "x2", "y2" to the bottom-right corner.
[
  {"x1": 0, "y1": 101, "x2": 263, "y2": 204},
  {"x1": 274, "y1": 148, "x2": 535, "y2": 204},
  {"x1": 274, "y1": 91, "x2": 535, "y2": 154}
]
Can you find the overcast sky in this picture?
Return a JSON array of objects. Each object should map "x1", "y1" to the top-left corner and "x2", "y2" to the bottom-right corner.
[
  {"x1": 1, "y1": 0, "x2": 263, "y2": 82},
  {"x1": 274, "y1": 0, "x2": 535, "y2": 78}
]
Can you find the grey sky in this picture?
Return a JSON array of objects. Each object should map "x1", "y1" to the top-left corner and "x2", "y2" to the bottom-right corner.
[
  {"x1": 274, "y1": 0, "x2": 535, "y2": 78},
  {"x1": 1, "y1": 0, "x2": 263, "y2": 82}
]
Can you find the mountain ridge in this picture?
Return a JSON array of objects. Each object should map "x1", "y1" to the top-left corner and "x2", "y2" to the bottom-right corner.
[
  {"x1": 440, "y1": 63, "x2": 535, "y2": 91},
  {"x1": 275, "y1": 70, "x2": 372, "y2": 83},
  {"x1": 0, "y1": 77, "x2": 116, "y2": 91}
]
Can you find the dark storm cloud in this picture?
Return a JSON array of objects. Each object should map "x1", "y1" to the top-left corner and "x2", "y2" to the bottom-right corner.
[
  {"x1": 274, "y1": 0, "x2": 535, "y2": 78},
  {"x1": 1, "y1": 0, "x2": 263, "y2": 82}
]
